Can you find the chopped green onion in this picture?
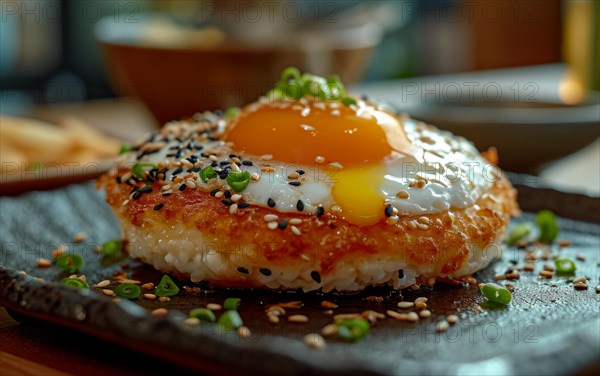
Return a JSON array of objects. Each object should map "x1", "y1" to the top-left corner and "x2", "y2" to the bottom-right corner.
[
  {"x1": 189, "y1": 308, "x2": 216, "y2": 323},
  {"x1": 199, "y1": 166, "x2": 217, "y2": 183},
  {"x1": 336, "y1": 318, "x2": 370, "y2": 342},
  {"x1": 56, "y1": 254, "x2": 83, "y2": 272},
  {"x1": 269, "y1": 67, "x2": 356, "y2": 106},
  {"x1": 226, "y1": 171, "x2": 251, "y2": 193},
  {"x1": 506, "y1": 223, "x2": 532, "y2": 245},
  {"x1": 155, "y1": 274, "x2": 179, "y2": 297},
  {"x1": 554, "y1": 257, "x2": 576, "y2": 274},
  {"x1": 101, "y1": 240, "x2": 122, "y2": 256},
  {"x1": 223, "y1": 297, "x2": 241, "y2": 310},
  {"x1": 217, "y1": 310, "x2": 243, "y2": 330},
  {"x1": 536, "y1": 210, "x2": 559, "y2": 243},
  {"x1": 132, "y1": 162, "x2": 156, "y2": 179},
  {"x1": 115, "y1": 283, "x2": 141, "y2": 299},
  {"x1": 119, "y1": 143, "x2": 132, "y2": 155},
  {"x1": 480, "y1": 283, "x2": 512, "y2": 305},
  {"x1": 61, "y1": 277, "x2": 89, "y2": 289},
  {"x1": 341, "y1": 97, "x2": 357, "y2": 106},
  {"x1": 225, "y1": 107, "x2": 241, "y2": 119},
  {"x1": 281, "y1": 66, "x2": 301, "y2": 82}
]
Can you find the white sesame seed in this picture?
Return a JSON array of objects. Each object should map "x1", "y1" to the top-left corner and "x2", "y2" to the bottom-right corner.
[
  {"x1": 267, "y1": 222, "x2": 278, "y2": 230},
  {"x1": 184, "y1": 318, "x2": 200, "y2": 326},
  {"x1": 260, "y1": 154, "x2": 273, "y2": 161},
  {"x1": 300, "y1": 124, "x2": 315, "y2": 132},
  {"x1": 72, "y1": 232, "x2": 87, "y2": 243},
  {"x1": 396, "y1": 190, "x2": 409, "y2": 199},
  {"x1": 185, "y1": 179, "x2": 196, "y2": 188},
  {"x1": 159, "y1": 296, "x2": 170, "y2": 302},
  {"x1": 416, "y1": 223, "x2": 429, "y2": 231},
  {"x1": 288, "y1": 314, "x2": 309, "y2": 323},
  {"x1": 436, "y1": 321, "x2": 449, "y2": 332},
  {"x1": 408, "y1": 221, "x2": 417, "y2": 230},
  {"x1": 264, "y1": 214, "x2": 279, "y2": 222},
  {"x1": 291, "y1": 226, "x2": 302, "y2": 236},
  {"x1": 151, "y1": 308, "x2": 168, "y2": 317},
  {"x1": 573, "y1": 276, "x2": 587, "y2": 284},
  {"x1": 207, "y1": 303, "x2": 222, "y2": 311},
  {"x1": 397, "y1": 301, "x2": 414, "y2": 309},
  {"x1": 406, "y1": 312, "x2": 419, "y2": 322},
  {"x1": 230, "y1": 162, "x2": 241, "y2": 172},
  {"x1": 268, "y1": 314, "x2": 280, "y2": 324},
  {"x1": 447, "y1": 315, "x2": 459, "y2": 325},
  {"x1": 229, "y1": 203, "x2": 238, "y2": 214},
  {"x1": 595, "y1": 286, "x2": 600, "y2": 293},
  {"x1": 415, "y1": 297, "x2": 428, "y2": 304},
  {"x1": 417, "y1": 216, "x2": 431, "y2": 224},
  {"x1": 320, "y1": 323, "x2": 338, "y2": 337},
  {"x1": 330, "y1": 109, "x2": 340, "y2": 116},
  {"x1": 251, "y1": 173, "x2": 260, "y2": 181},
  {"x1": 214, "y1": 191, "x2": 224, "y2": 198},
  {"x1": 301, "y1": 108, "x2": 311, "y2": 117},
  {"x1": 415, "y1": 301, "x2": 427, "y2": 309},
  {"x1": 289, "y1": 218, "x2": 302, "y2": 225},
  {"x1": 94, "y1": 280, "x2": 110, "y2": 288},
  {"x1": 237, "y1": 326, "x2": 252, "y2": 338},
  {"x1": 102, "y1": 289, "x2": 115, "y2": 296},
  {"x1": 231, "y1": 194, "x2": 242, "y2": 202},
  {"x1": 419, "y1": 310, "x2": 432, "y2": 318},
  {"x1": 287, "y1": 172, "x2": 300, "y2": 179},
  {"x1": 315, "y1": 156, "x2": 325, "y2": 164},
  {"x1": 36, "y1": 258, "x2": 52, "y2": 268},
  {"x1": 161, "y1": 184, "x2": 172, "y2": 191},
  {"x1": 386, "y1": 215, "x2": 399, "y2": 225},
  {"x1": 122, "y1": 199, "x2": 130, "y2": 206},
  {"x1": 304, "y1": 333, "x2": 326, "y2": 349}
]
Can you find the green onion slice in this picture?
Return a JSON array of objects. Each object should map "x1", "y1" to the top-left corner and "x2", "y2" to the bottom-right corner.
[
  {"x1": 226, "y1": 171, "x2": 251, "y2": 193},
  {"x1": 536, "y1": 210, "x2": 559, "y2": 243},
  {"x1": 61, "y1": 277, "x2": 89, "y2": 289},
  {"x1": 480, "y1": 283, "x2": 512, "y2": 305},
  {"x1": 132, "y1": 162, "x2": 156, "y2": 179},
  {"x1": 217, "y1": 310, "x2": 243, "y2": 330},
  {"x1": 554, "y1": 257, "x2": 576, "y2": 274},
  {"x1": 56, "y1": 254, "x2": 84, "y2": 272},
  {"x1": 269, "y1": 67, "x2": 357, "y2": 107},
  {"x1": 337, "y1": 318, "x2": 370, "y2": 342},
  {"x1": 506, "y1": 223, "x2": 532, "y2": 245},
  {"x1": 155, "y1": 274, "x2": 179, "y2": 297},
  {"x1": 101, "y1": 240, "x2": 123, "y2": 256},
  {"x1": 115, "y1": 283, "x2": 141, "y2": 299},
  {"x1": 199, "y1": 166, "x2": 217, "y2": 183},
  {"x1": 223, "y1": 297, "x2": 241, "y2": 311},
  {"x1": 189, "y1": 308, "x2": 216, "y2": 323},
  {"x1": 119, "y1": 143, "x2": 133, "y2": 155},
  {"x1": 225, "y1": 107, "x2": 241, "y2": 119}
]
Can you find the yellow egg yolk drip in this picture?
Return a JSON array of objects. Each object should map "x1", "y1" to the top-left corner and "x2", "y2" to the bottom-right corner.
[{"x1": 225, "y1": 100, "x2": 414, "y2": 226}]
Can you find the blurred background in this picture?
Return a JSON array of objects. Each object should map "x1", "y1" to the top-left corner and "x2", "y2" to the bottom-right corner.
[{"x1": 0, "y1": 0, "x2": 598, "y2": 193}]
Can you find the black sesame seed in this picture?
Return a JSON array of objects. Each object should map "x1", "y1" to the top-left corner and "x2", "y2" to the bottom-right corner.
[
  {"x1": 175, "y1": 137, "x2": 184, "y2": 143},
  {"x1": 179, "y1": 184, "x2": 187, "y2": 192},
  {"x1": 219, "y1": 160, "x2": 230, "y2": 166},
  {"x1": 384, "y1": 204, "x2": 393, "y2": 217},
  {"x1": 211, "y1": 162, "x2": 219, "y2": 167},
  {"x1": 237, "y1": 267, "x2": 249, "y2": 274},
  {"x1": 289, "y1": 181, "x2": 301, "y2": 187},
  {"x1": 172, "y1": 167, "x2": 183, "y2": 175},
  {"x1": 215, "y1": 109, "x2": 224, "y2": 116},
  {"x1": 242, "y1": 160, "x2": 253, "y2": 166},
  {"x1": 296, "y1": 200, "x2": 305, "y2": 212},
  {"x1": 238, "y1": 202, "x2": 250, "y2": 208},
  {"x1": 210, "y1": 189, "x2": 220, "y2": 197},
  {"x1": 116, "y1": 176, "x2": 122, "y2": 183},
  {"x1": 316, "y1": 206, "x2": 325, "y2": 218},
  {"x1": 296, "y1": 169, "x2": 305, "y2": 175},
  {"x1": 169, "y1": 145, "x2": 180, "y2": 150},
  {"x1": 153, "y1": 203, "x2": 164, "y2": 211},
  {"x1": 188, "y1": 167, "x2": 201, "y2": 172},
  {"x1": 132, "y1": 191, "x2": 142, "y2": 200},
  {"x1": 162, "y1": 192, "x2": 171, "y2": 197},
  {"x1": 259, "y1": 268, "x2": 272, "y2": 276},
  {"x1": 311, "y1": 271, "x2": 321, "y2": 283},
  {"x1": 207, "y1": 136, "x2": 219, "y2": 141},
  {"x1": 221, "y1": 199, "x2": 233, "y2": 206},
  {"x1": 267, "y1": 198, "x2": 276, "y2": 208},
  {"x1": 223, "y1": 190, "x2": 232, "y2": 199},
  {"x1": 398, "y1": 269, "x2": 404, "y2": 279},
  {"x1": 201, "y1": 152, "x2": 210, "y2": 158},
  {"x1": 229, "y1": 153, "x2": 238, "y2": 159},
  {"x1": 278, "y1": 220, "x2": 288, "y2": 230},
  {"x1": 140, "y1": 185, "x2": 153, "y2": 194}
]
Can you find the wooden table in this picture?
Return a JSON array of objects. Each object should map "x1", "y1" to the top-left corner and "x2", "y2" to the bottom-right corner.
[{"x1": 1, "y1": 97, "x2": 598, "y2": 375}]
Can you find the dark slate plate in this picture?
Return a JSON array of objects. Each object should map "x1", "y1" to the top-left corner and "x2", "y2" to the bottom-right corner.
[{"x1": 1, "y1": 181, "x2": 599, "y2": 376}]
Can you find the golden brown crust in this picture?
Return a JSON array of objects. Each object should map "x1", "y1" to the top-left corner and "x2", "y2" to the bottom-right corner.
[{"x1": 98, "y1": 166, "x2": 518, "y2": 279}]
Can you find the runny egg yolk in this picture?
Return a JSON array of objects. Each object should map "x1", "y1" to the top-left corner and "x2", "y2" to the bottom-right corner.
[{"x1": 225, "y1": 100, "x2": 414, "y2": 226}]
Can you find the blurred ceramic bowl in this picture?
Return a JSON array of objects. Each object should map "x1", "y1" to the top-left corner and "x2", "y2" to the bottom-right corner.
[{"x1": 95, "y1": 14, "x2": 382, "y2": 124}]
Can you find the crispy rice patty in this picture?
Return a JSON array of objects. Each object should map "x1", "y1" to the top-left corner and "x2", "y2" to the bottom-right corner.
[{"x1": 98, "y1": 163, "x2": 517, "y2": 291}]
